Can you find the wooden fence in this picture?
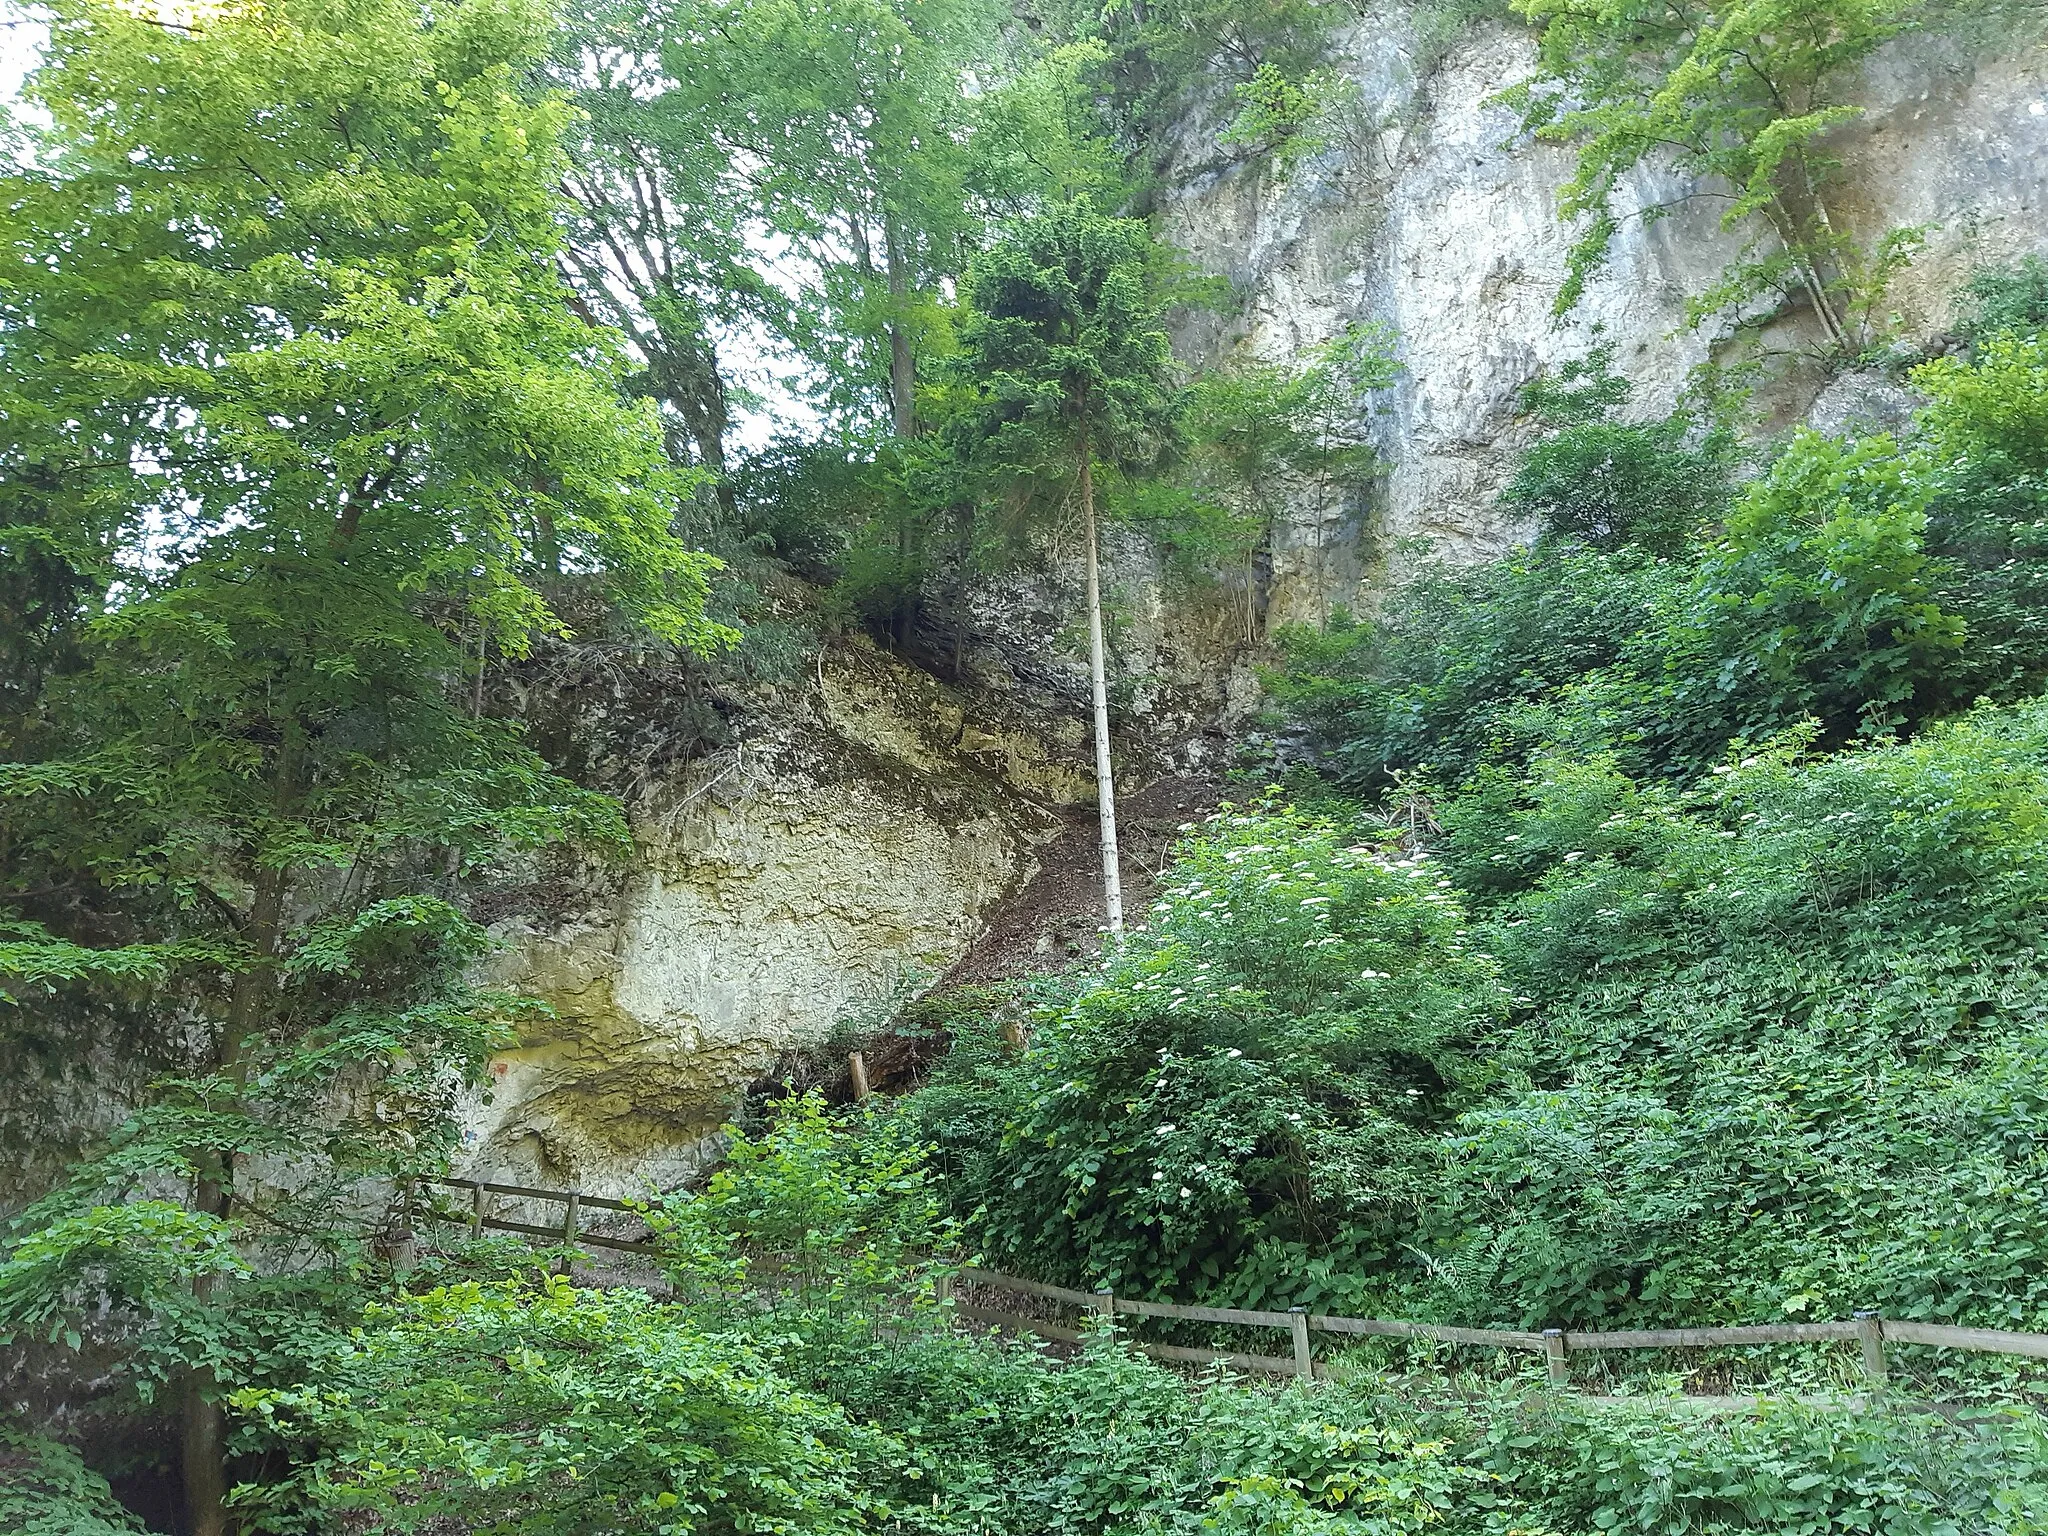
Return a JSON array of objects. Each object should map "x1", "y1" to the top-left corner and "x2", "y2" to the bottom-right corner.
[
  {"x1": 416, "y1": 1174, "x2": 661, "y2": 1255},
  {"x1": 408, "y1": 1176, "x2": 2048, "y2": 1388}
]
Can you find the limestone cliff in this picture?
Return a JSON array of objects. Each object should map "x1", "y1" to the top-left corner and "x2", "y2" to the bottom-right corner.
[{"x1": 1160, "y1": 8, "x2": 2048, "y2": 623}]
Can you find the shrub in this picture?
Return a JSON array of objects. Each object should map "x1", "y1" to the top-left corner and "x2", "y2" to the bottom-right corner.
[
  {"x1": 1914, "y1": 329, "x2": 2048, "y2": 703},
  {"x1": 1957, "y1": 255, "x2": 2048, "y2": 351},
  {"x1": 913, "y1": 801, "x2": 1509, "y2": 1312},
  {"x1": 1271, "y1": 544, "x2": 1670, "y2": 791},
  {"x1": 0, "y1": 1423, "x2": 145, "y2": 1536},
  {"x1": 1285, "y1": 425, "x2": 1975, "y2": 787},
  {"x1": 237, "y1": 1277, "x2": 882, "y2": 1536},
  {"x1": 651, "y1": 1089, "x2": 951, "y2": 1310},
  {"x1": 1466, "y1": 1394, "x2": 2048, "y2": 1533},
  {"x1": 1505, "y1": 418, "x2": 1731, "y2": 555},
  {"x1": 1502, "y1": 347, "x2": 1734, "y2": 556},
  {"x1": 1615, "y1": 428, "x2": 1964, "y2": 774}
]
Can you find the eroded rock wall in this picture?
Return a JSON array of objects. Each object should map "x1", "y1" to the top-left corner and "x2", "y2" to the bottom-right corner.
[{"x1": 462, "y1": 594, "x2": 1249, "y2": 1194}]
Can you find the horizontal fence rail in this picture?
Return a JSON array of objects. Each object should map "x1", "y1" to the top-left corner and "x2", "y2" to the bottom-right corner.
[
  {"x1": 399, "y1": 1177, "x2": 2048, "y2": 1388},
  {"x1": 953, "y1": 1267, "x2": 2048, "y2": 1387}
]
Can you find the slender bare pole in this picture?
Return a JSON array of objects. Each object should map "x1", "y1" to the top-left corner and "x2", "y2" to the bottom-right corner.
[{"x1": 1079, "y1": 442, "x2": 1124, "y2": 937}]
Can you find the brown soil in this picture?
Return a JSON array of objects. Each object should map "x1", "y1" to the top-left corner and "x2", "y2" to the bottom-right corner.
[{"x1": 946, "y1": 773, "x2": 1224, "y2": 984}]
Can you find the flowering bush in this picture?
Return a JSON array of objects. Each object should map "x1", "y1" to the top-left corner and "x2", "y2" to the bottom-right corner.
[{"x1": 916, "y1": 800, "x2": 1509, "y2": 1313}]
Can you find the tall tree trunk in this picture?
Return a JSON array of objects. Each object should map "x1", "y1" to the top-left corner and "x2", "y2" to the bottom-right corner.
[
  {"x1": 182, "y1": 778, "x2": 292, "y2": 1536},
  {"x1": 181, "y1": 1268, "x2": 228, "y2": 1536},
  {"x1": 1080, "y1": 442, "x2": 1124, "y2": 938},
  {"x1": 884, "y1": 214, "x2": 916, "y2": 438}
]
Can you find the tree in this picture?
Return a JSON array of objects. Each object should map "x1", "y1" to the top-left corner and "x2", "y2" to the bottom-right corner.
[
  {"x1": 557, "y1": 0, "x2": 1009, "y2": 456},
  {"x1": 553, "y1": 0, "x2": 1128, "y2": 507},
  {"x1": 552, "y1": 0, "x2": 770, "y2": 513},
  {"x1": 952, "y1": 201, "x2": 1178, "y2": 936},
  {"x1": 1501, "y1": 344, "x2": 1734, "y2": 556},
  {"x1": 1036, "y1": 0, "x2": 1347, "y2": 174},
  {"x1": 241, "y1": 1277, "x2": 881, "y2": 1536},
  {"x1": 1501, "y1": 0, "x2": 1927, "y2": 346},
  {"x1": 0, "y1": 1, "x2": 731, "y2": 1529}
]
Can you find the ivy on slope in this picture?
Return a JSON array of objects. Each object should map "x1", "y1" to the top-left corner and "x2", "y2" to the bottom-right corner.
[{"x1": 1427, "y1": 701, "x2": 2048, "y2": 1333}]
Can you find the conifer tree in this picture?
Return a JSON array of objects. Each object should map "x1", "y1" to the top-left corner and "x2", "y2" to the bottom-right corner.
[{"x1": 953, "y1": 202, "x2": 1177, "y2": 935}]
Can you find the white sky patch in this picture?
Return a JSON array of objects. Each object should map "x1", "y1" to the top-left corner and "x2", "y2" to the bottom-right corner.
[{"x1": 0, "y1": 6, "x2": 46, "y2": 112}]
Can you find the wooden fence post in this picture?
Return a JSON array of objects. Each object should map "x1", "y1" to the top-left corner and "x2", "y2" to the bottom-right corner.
[
  {"x1": 1855, "y1": 1312, "x2": 1887, "y2": 1386},
  {"x1": 1543, "y1": 1329, "x2": 1570, "y2": 1387},
  {"x1": 389, "y1": 1179, "x2": 417, "y2": 1277},
  {"x1": 934, "y1": 1272, "x2": 954, "y2": 1309},
  {"x1": 1288, "y1": 1307, "x2": 1314, "y2": 1381},
  {"x1": 1094, "y1": 1287, "x2": 1116, "y2": 1329},
  {"x1": 849, "y1": 1051, "x2": 871, "y2": 1102},
  {"x1": 558, "y1": 1191, "x2": 581, "y2": 1278},
  {"x1": 469, "y1": 1179, "x2": 487, "y2": 1238}
]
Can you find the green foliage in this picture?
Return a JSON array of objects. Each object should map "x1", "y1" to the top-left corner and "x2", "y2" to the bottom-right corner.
[
  {"x1": 0, "y1": 0, "x2": 731, "y2": 1517},
  {"x1": 940, "y1": 280, "x2": 2048, "y2": 1361},
  {"x1": 953, "y1": 198, "x2": 1180, "y2": 491},
  {"x1": 0, "y1": 1202, "x2": 246, "y2": 1358},
  {"x1": 730, "y1": 439, "x2": 891, "y2": 586},
  {"x1": 1216, "y1": 64, "x2": 1352, "y2": 175},
  {"x1": 1913, "y1": 327, "x2": 2048, "y2": 701},
  {"x1": 909, "y1": 707, "x2": 2048, "y2": 1364},
  {"x1": 1464, "y1": 1394, "x2": 2048, "y2": 1533},
  {"x1": 0, "y1": 1421, "x2": 147, "y2": 1536},
  {"x1": 1507, "y1": 419, "x2": 1732, "y2": 554},
  {"x1": 1039, "y1": 0, "x2": 1349, "y2": 172},
  {"x1": 1270, "y1": 543, "x2": 1668, "y2": 790},
  {"x1": 913, "y1": 801, "x2": 1508, "y2": 1312},
  {"x1": 238, "y1": 1276, "x2": 883, "y2": 1536},
  {"x1": 1279, "y1": 334, "x2": 2048, "y2": 787},
  {"x1": 1503, "y1": 346, "x2": 1734, "y2": 555},
  {"x1": 1957, "y1": 255, "x2": 2048, "y2": 350},
  {"x1": 734, "y1": 1310, "x2": 1511, "y2": 1536},
  {"x1": 556, "y1": 0, "x2": 1123, "y2": 457},
  {"x1": 1623, "y1": 428, "x2": 1962, "y2": 770},
  {"x1": 1414, "y1": 699, "x2": 2048, "y2": 1333},
  {"x1": 1184, "y1": 324, "x2": 1399, "y2": 633},
  {"x1": 653, "y1": 1090, "x2": 952, "y2": 1308}
]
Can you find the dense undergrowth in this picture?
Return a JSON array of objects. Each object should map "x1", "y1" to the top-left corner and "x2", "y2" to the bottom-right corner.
[
  {"x1": 5, "y1": 0, "x2": 2048, "y2": 1519},
  {"x1": 218, "y1": 1105, "x2": 2048, "y2": 1533},
  {"x1": 917, "y1": 277, "x2": 2048, "y2": 1347}
]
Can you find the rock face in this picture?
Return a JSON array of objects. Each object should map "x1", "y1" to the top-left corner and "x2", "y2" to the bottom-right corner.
[
  {"x1": 469, "y1": 15, "x2": 2047, "y2": 1191},
  {"x1": 1160, "y1": 9, "x2": 2048, "y2": 622},
  {"x1": 464, "y1": 647, "x2": 1058, "y2": 1191},
  {"x1": 464, "y1": 606, "x2": 1245, "y2": 1194}
]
